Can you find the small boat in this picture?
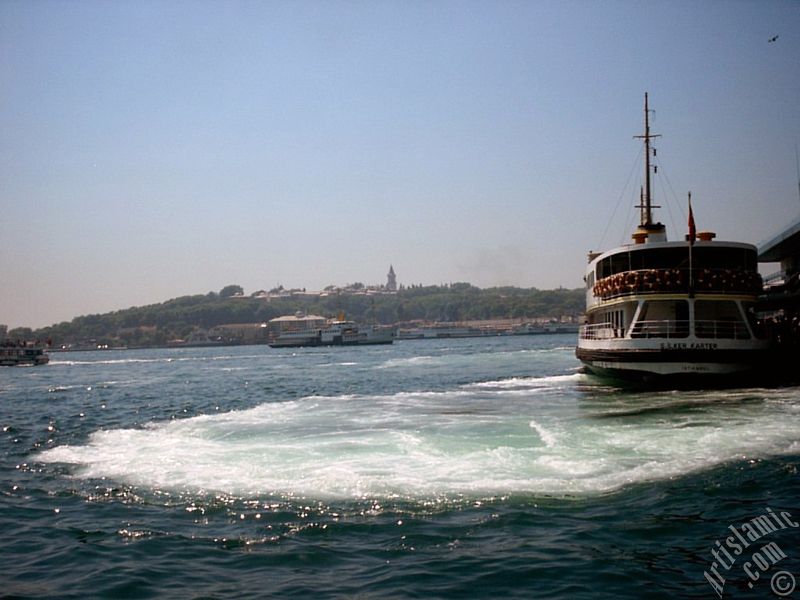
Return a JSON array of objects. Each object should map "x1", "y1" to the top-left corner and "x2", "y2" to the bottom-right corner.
[
  {"x1": 268, "y1": 313, "x2": 395, "y2": 348},
  {"x1": 575, "y1": 94, "x2": 769, "y2": 383},
  {"x1": 1, "y1": 342, "x2": 50, "y2": 366}
]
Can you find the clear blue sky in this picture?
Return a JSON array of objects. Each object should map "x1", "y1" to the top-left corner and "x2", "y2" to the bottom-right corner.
[{"x1": 2, "y1": 0, "x2": 799, "y2": 328}]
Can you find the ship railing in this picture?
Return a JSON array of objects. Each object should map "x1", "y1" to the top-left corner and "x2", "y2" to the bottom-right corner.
[
  {"x1": 628, "y1": 319, "x2": 750, "y2": 339},
  {"x1": 581, "y1": 318, "x2": 752, "y2": 340},
  {"x1": 629, "y1": 320, "x2": 691, "y2": 339},
  {"x1": 579, "y1": 323, "x2": 626, "y2": 340},
  {"x1": 694, "y1": 319, "x2": 751, "y2": 340},
  {"x1": 592, "y1": 268, "x2": 762, "y2": 300}
]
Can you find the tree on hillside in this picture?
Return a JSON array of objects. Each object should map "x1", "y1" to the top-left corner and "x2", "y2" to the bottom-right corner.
[{"x1": 220, "y1": 284, "x2": 244, "y2": 298}]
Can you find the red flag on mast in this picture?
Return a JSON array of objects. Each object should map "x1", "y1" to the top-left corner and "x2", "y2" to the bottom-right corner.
[{"x1": 688, "y1": 193, "x2": 696, "y2": 245}]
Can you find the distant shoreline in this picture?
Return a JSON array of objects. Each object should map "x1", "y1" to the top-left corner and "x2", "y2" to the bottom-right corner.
[{"x1": 47, "y1": 324, "x2": 579, "y2": 352}]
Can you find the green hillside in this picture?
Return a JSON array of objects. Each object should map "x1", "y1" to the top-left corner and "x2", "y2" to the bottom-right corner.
[{"x1": 10, "y1": 283, "x2": 584, "y2": 348}]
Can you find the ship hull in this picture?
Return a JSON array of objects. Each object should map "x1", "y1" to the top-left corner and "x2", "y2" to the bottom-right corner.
[
  {"x1": 269, "y1": 337, "x2": 394, "y2": 348},
  {"x1": 268, "y1": 336, "x2": 321, "y2": 348},
  {"x1": 576, "y1": 346, "x2": 766, "y2": 380}
]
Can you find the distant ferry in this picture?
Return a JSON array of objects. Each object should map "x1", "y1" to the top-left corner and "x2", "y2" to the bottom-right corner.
[
  {"x1": 1, "y1": 342, "x2": 49, "y2": 366},
  {"x1": 268, "y1": 313, "x2": 395, "y2": 348},
  {"x1": 575, "y1": 94, "x2": 769, "y2": 382}
]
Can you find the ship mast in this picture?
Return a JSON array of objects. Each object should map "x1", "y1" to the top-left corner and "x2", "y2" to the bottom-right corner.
[
  {"x1": 643, "y1": 93, "x2": 654, "y2": 225},
  {"x1": 634, "y1": 92, "x2": 660, "y2": 226},
  {"x1": 631, "y1": 93, "x2": 665, "y2": 243}
]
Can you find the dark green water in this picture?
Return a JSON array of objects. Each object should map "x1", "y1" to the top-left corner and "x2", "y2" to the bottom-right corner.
[{"x1": 2, "y1": 335, "x2": 798, "y2": 598}]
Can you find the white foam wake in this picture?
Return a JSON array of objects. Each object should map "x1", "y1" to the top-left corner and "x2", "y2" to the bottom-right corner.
[
  {"x1": 529, "y1": 420, "x2": 558, "y2": 448},
  {"x1": 37, "y1": 387, "x2": 800, "y2": 500}
]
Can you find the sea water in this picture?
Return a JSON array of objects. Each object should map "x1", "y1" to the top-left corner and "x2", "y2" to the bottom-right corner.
[{"x1": 1, "y1": 335, "x2": 798, "y2": 598}]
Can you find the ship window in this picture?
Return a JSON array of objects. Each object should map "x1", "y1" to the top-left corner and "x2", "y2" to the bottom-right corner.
[
  {"x1": 693, "y1": 247, "x2": 757, "y2": 271},
  {"x1": 631, "y1": 300, "x2": 689, "y2": 338},
  {"x1": 695, "y1": 301, "x2": 750, "y2": 339},
  {"x1": 598, "y1": 254, "x2": 632, "y2": 278},
  {"x1": 601, "y1": 246, "x2": 758, "y2": 280},
  {"x1": 630, "y1": 247, "x2": 690, "y2": 271}
]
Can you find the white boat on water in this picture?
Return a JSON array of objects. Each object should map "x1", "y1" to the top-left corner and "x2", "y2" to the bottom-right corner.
[
  {"x1": 268, "y1": 313, "x2": 395, "y2": 348},
  {"x1": 575, "y1": 94, "x2": 770, "y2": 383}
]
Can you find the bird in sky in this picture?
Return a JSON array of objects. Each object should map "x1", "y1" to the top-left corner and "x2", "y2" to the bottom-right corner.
[{"x1": 768, "y1": 35, "x2": 779, "y2": 43}]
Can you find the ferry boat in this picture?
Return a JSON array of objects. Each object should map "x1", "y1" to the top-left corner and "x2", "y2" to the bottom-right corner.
[
  {"x1": 575, "y1": 94, "x2": 769, "y2": 382},
  {"x1": 1, "y1": 342, "x2": 50, "y2": 366},
  {"x1": 268, "y1": 313, "x2": 395, "y2": 348}
]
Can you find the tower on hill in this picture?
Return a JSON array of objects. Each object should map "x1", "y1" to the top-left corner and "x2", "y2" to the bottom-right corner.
[{"x1": 386, "y1": 265, "x2": 397, "y2": 292}]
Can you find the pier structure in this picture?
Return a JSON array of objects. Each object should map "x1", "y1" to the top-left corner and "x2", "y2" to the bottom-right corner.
[{"x1": 758, "y1": 217, "x2": 800, "y2": 349}]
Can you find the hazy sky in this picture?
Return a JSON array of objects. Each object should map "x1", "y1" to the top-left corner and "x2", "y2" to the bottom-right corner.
[{"x1": 2, "y1": 0, "x2": 799, "y2": 328}]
